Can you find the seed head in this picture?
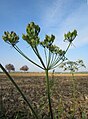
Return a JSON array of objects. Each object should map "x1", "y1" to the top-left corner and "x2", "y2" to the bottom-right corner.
[
  {"x1": 2, "y1": 31, "x2": 19, "y2": 46},
  {"x1": 64, "y1": 30, "x2": 77, "y2": 43},
  {"x1": 23, "y1": 22, "x2": 40, "y2": 47}
]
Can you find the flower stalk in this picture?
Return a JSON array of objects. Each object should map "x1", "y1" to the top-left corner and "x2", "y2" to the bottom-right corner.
[
  {"x1": 45, "y1": 69, "x2": 53, "y2": 119},
  {"x1": 2, "y1": 22, "x2": 78, "y2": 119},
  {"x1": 59, "y1": 59, "x2": 86, "y2": 118}
]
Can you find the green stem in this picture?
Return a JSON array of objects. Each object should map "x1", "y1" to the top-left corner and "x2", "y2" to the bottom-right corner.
[
  {"x1": 32, "y1": 46, "x2": 46, "y2": 69},
  {"x1": 47, "y1": 50, "x2": 51, "y2": 69},
  {"x1": 49, "y1": 54, "x2": 58, "y2": 69},
  {"x1": 44, "y1": 47, "x2": 48, "y2": 66},
  {"x1": 65, "y1": 42, "x2": 71, "y2": 53},
  {"x1": 14, "y1": 46, "x2": 44, "y2": 70},
  {"x1": 0, "y1": 64, "x2": 39, "y2": 119},
  {"x1": 50, "y1": 58, "x2": 64, "y2": 70},
  {"x1": 49, "y1": 53, "x2": 54, "y2": 66},
  {"x1": 50, "y1": 55, "x2": 60, "y2": 68},
  {"x1": 45, "y1": 69, "x2": 53, "y2": 119},
  {"x1": 49, "y1": 42, "x2": 72, "y2": 69}
]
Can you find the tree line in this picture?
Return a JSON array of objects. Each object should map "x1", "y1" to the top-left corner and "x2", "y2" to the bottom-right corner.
[{"x1": 5, "y1": 64, "x2": 29, "y2": 72}]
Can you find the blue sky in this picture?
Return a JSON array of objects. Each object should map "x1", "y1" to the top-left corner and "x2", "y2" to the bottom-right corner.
[{"x1": 0, "y1": 0, "x2": 88, "y2": 72}]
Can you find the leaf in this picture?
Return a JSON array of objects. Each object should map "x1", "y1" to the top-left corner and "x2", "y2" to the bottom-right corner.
[{"x1": 82, "y1": 111, "x2": 87, "y2": 119}]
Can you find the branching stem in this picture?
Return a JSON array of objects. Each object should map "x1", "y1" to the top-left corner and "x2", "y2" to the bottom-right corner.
[{"x1": 14, "y1": 46, "x2": 44, "y2": 70}]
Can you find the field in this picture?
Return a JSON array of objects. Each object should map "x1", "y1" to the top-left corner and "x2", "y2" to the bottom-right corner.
[{"x1": 0, "y1": 72, "x2": 88, "y2": 119}]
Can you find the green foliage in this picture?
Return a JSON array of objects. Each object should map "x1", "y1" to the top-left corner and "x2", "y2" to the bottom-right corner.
[{"x1": 82, "y1": 111, "x2": 87, "y2": 119}]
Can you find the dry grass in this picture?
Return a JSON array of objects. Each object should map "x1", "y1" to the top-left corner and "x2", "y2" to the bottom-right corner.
[{"x1": 0, "y1": 72, "x2": 88, "y2": 77}]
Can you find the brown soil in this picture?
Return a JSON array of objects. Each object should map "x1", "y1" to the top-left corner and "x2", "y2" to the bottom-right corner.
[{"x1": 0, "y1": 73, "x2": 88, "y2": 119}]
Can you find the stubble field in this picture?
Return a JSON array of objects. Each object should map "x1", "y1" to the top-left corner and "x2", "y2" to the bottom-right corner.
[{"x1": 0, "y1": 72, "x2": 88, "y2": 119}]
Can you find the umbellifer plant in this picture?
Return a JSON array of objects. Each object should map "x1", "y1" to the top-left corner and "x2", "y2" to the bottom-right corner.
[
  {"x1": 59, "y1": 59, "x2": 86, "y2": 118},
  {"x1": 1, "y1": 22, "x2": 77, "y2": 119}
]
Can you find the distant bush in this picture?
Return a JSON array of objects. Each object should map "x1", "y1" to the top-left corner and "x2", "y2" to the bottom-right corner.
[
  {"x1": 5, "y1": 64, "x2": 15, "y2": 72},
  {"x1": 20, "y1": 65, "x2": 29, "y2": 72}
]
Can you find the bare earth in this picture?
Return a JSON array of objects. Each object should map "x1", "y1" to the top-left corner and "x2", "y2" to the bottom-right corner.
[{"x1": 0, "y1": 72, "x2": 88, "y2": 119}]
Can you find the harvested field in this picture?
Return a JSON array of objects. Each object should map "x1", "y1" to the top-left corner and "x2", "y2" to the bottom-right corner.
[
  {"x1": 0, "y1": 73, "x2": 88, "y2": 119},
  {"x1": 0, "y1": 72, "x2": 88, "y2": 77}
]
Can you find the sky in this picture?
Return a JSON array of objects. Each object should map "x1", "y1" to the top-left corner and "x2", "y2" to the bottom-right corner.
[{"x1": 0, "y1": 0, "x2": 88, "y2": 72}]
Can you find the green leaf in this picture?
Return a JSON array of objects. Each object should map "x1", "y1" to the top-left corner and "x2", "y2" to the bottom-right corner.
[{"x1": 82, "y1": 111, "x2": 87, "y2": 119}]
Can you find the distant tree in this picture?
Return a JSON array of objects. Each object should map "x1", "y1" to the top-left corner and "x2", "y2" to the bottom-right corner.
[
  {"x1": 5, "y1": 64, "x2": 15, "y2": 72},
  {"x1": 20, "y1": 65, "x2": 29, "y2": 72}
]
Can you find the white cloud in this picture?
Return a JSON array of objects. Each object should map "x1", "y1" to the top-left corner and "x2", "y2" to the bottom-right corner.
[
  {"x1": 40, "y1": 0, "x2": 88, "y2": 48},
  {"x1": 57, "y1": 3, "x2": 88, "y2": 46},
  {"x1": 49, "y1": 2, "x2": 88, "y2": 48},
  {"x1": 41, "y1": 0, "x2": 70, "y2": 28}
]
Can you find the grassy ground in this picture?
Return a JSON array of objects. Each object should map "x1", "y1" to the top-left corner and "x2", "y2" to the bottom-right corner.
[{"x1": 0, "y1": 73, "x2": 88, "y2": 119}]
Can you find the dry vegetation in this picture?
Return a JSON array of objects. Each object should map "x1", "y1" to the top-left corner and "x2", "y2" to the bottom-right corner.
[{"x1": 0, "y1": 73, "x2": 88, "y2": 119}]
